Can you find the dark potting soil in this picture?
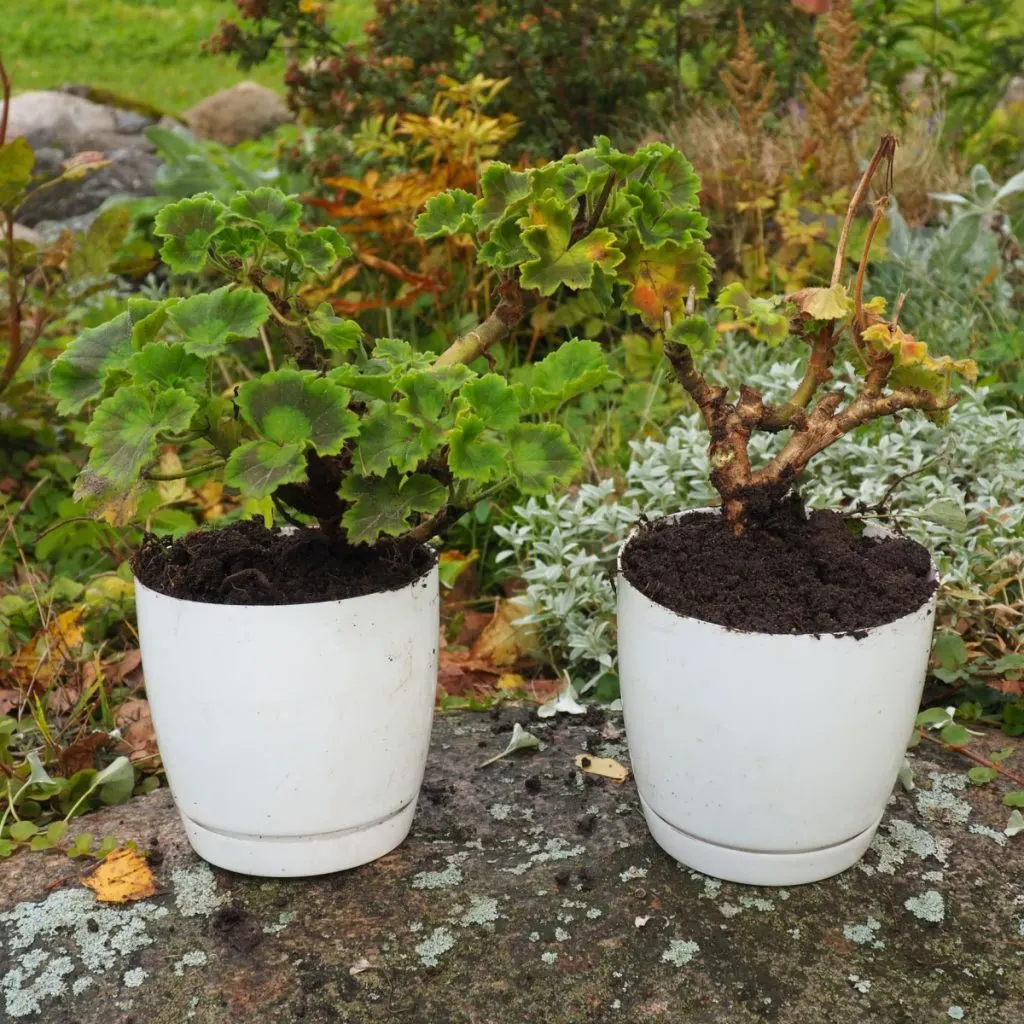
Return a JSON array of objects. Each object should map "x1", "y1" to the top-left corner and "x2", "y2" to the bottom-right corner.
[
  {"x1": 620, "y1": 502, "x2": 936, "y2": 635},
  {"x1": 133, "y1": 520, "x2": 436, "y2": 606}
]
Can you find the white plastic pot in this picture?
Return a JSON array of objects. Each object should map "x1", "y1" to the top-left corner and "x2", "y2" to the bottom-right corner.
[
  {"x1": 617, "y1": 510, "x2": 936, "y2": 886},
  {"x1": 134, "y1": 562, "x2": 438, "y2": 877}
]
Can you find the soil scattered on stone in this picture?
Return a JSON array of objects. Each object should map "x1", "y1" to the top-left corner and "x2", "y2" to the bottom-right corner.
[
  {"x1": 621, "y1": 503, "x2": 936, "y2": 634},
  {"x1": 134, "y1": 520, "x2": 435, "y2": 606}
]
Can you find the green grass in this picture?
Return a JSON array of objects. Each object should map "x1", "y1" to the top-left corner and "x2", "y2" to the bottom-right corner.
[{"x1": 1, "y1": 0, "x2": 372, "y2": 113}]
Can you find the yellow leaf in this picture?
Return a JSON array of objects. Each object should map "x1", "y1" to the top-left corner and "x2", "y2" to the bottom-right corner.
[
  {"x1": 11, "y1": 606, "x2": 87, "y2": 688},
  {"x1": 84, "y1": 575, "x2": 135, "y2": 607},
  {"x1": 574, "y1": 754, "x2": 630, "y2": 783},
  {"x1": 789, "y1": 283, "x2": 852, "y2": 320},
  {"x1": 81, "y1": 847, "x2": 157, "y2": 904},
  {"x1": 497, "y1": 672, "x2": 527, "y2": 691},
  {"x1": 156, "y1": 449, "x2": 189, "y2": 504},
  {"x1": 470, "y1": 597, "x2": 540, "y2": 667}
]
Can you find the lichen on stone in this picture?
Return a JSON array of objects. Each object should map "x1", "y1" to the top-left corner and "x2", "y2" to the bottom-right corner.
[
  {"x1": 619, "y1": 865, "x2": 647, "y2": 882},
  {"x1": 173, "y1": 952, "x2": 209, "y2": 977},
  {"x1": 916, "y1": 774, "x2": 973, "y2": 827},
  {"x1": 459, "y1": 897, "x2": 500, "y2": 928},
  {"x1": 172, "y1": 864, "x2": 225, "y2": 918},
  {"x1": 555, "y1": 927, "x2": 571, "y2": 941},
  {"x1": 968, "y1": 824, "x2": 1007, "y2": 846},
  {"x1": 122, "y1": 968, "x2": 148, "y2": 989},
  {"x1": 541, "y1": 951, "x2": 558, "y2": 965},
  {"x1": 412, "y1": 863, "x2": 464, "y2": 890},
  {"x1": 843, "y1": 916, "x2": 885, "y2": 949},
  {"x1": 488, "y1": 803, "x2": 512, "y2": 820},
  {"x1": 904, "y1": 889, "x2": 946, "y2": 923},
  {"x1": 868, "y1": 818, "x2": 947, "y2": 874},
  {"x1": 661, "y1": 940, "x2": 700, "y2": 967},
  {"x1": 415, "y1": 927, "x2": 455, "y2": 967},
  {"x1": 738, "y1": 896, "x2": 774, "y2": 913}
]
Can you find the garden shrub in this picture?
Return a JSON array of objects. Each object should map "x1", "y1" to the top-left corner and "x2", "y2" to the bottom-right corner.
[{"x1": 210, "y1": 0, "x2": 828, "y2": 158}]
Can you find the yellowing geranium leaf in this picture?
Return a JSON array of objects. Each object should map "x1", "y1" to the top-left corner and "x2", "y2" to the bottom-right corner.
[{"x1": 789, "y1": 283, "x2": 853, "y2": 320}]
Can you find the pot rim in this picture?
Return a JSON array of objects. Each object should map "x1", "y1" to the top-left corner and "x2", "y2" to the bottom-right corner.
[
  {"x1": 617, "y1": 507, "x2": 938, "y2": 639},
  {"x1": 133, "y1": 558, "x2": 438, "y2": 612}
]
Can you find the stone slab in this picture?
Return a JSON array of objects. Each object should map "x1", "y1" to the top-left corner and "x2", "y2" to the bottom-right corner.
[{"x1": 1, "y1": 710, "x2": 1022, "y2": 1023}]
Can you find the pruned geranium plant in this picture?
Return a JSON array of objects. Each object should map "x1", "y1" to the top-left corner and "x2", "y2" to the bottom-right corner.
[{"x1": 653, "y1": 135, "x2": 977, "y2": 534}]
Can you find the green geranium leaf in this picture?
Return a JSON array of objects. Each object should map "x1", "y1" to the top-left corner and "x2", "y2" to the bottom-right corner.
[
  {"x1": 397, "y1": 371, "x2": 447, "y2": 424},
  {"x1": 518, "y1": 195, "x2": 624, "y2": 295},
  {"x1": 328, "y1": 364, "x2": 397, "y2": 401},
  {"x1": 308, "y1": 303, "x2": 362, "y2": 354},
  {"x1": 290, "y1": 227, "x2": 351, "y2": 274},
  {"x1": 153, "y1": 194, "x2": 225, "y2": 274},
  {"x1": 459, "y1": 373, "x2": 520, "y2": 431},
  {"x1": 716, "y1": 283, "x2": 791, "y2": 345},
  {"x1": 224, "y1": 440, "x2": 307, "y2": 499},
  {"x1": 448, "y1": 415, "x2": 506, "y2": 485},
  {"x1": 236, "y1": 369, "x2": 357, "y2": 454},
  {"x1": 644, "y1": 145, "x2": 702, "y2": 208},
  {"x1": 126, "y1": 343, "x2": 207, "y2": 392},
  {"x1": 477, "y1": 216, "x2": 530, "y2": 269},
  {"x1": 590, "y1": 135, "x2": 649, "y2": 178},
  {"x1": 352, "y1": 405, "x2": 434, "y2": 476},
  {"x1": 84, "y1": 387, "x2": 198, "y2": 488},
  {"x1": 522, "y1": 339, "x2": 614, "y2": 413},
  {"x1": 229, "y1": 187, "x2": 302, "y2": 234},
  {"x1": 50, "y1": 310, "x2": 138, "y2": 414},
  {"x1": 168, "y1": 285, "x2": 271, "y2": 357},
  {"x1": 340, "y1": 471, "x2": 446, "y2": 545},
  {"x1": 215, "y1": 224, "x2": 266, "y2": 260},
  {"x1": 431, "y1": 364, "x2": 474, "y2": 393},
  {"x1": 415, "y1": 189, "x2": 477, "y2": 240},
  {"x1": 373, "y1": 337, "x2": 433, "y2": 368},
  {"x1": 508, "y1": 423, "x2": 581, "y2": 493},
  {"x1": 475, "y1": 163, "x2": 531, "y2": 228},
  {"x1": 666, "y1": 315, "x2": 718, "y2": 358},
  {"x1": 130, "y1": 299, "x2": 177, "y2": 348},
  {"x1": 0, "y1": 137, "x2": 35, "y2": 208}
]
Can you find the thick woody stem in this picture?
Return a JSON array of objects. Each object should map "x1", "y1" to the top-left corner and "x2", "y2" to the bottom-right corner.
[{"x1": 433, "y1": 278, "x2": 525, "y2": 367}]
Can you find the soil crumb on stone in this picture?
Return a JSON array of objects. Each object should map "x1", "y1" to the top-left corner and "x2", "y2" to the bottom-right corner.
[
  {"x1": 621, "y1": 504, "x2": 935, "y2": 634},
  {"x1": 134, "y1": 520, "x2": 435, "y2": 606}
]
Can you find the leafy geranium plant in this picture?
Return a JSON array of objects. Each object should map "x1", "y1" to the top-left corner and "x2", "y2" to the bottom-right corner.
[{"x1": 51, "y1": 136, "x2": 721, "y2": 547}]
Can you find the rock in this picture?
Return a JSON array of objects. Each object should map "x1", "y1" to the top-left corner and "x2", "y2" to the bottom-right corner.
[
  {"x1": 183, "y1": 81, "x2": 292, "y2": 147},
  {"x1": 17, "y1": 149, "x2": 161, "y2": 227},
  {"x1": 4, "y1": 90, "x2": 118, "y2": 153},
  {"x1": 1, "y1": 714, "x2": 1021, "y2": 1022},
  {"x1": 31, "y1": 210, "x2": 105, "y2": 244},
  {"x1": 11, "y1": 223, "x2": 44, "y2": 248},
  {"x1": 1004, "y1": 76, "x2": 1024, "y2": 106},
  {"x1": 113, "y1": 109, "x2": 159, "y2": 135}
]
